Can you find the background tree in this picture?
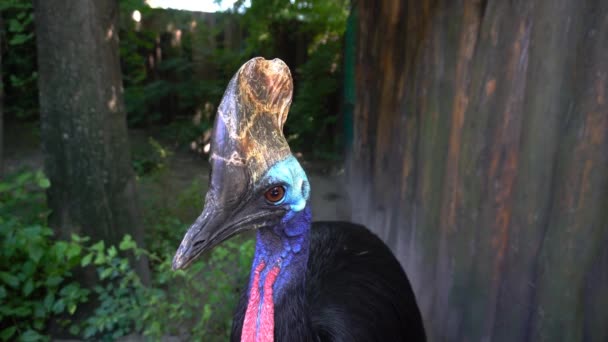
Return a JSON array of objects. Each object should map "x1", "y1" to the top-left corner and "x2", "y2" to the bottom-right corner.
[
  {"x1": 0, "y1": 14, "x2": 4, "y2": 177},
  {"x1": 33, "y1": 0, "x2": 149, "y2": 283},
  {"x1": 348, "y1": 1, "x2": 608, "y2": 341}
]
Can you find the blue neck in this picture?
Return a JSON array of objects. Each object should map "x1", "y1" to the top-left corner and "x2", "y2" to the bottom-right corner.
[{"x1": 248, "y1": 205, "x2": 312, "y2": 301}]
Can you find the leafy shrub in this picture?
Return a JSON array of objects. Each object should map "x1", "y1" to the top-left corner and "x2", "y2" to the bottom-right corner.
[
  {"x1": 74, "y1": 234, "x2": 254, "y2": 341},
  {"x1": 142, "y1": 238, "x2": 254, "y2": 340},
  {"x1": 1, "y1": 0, "x2": 39, "y2": 121},
  {"x1": 0, "y1": 171, "x2": 89, "y2": 341},
  {"x1": 0, "y1": 170, "x2": 255, "y2": 341}
]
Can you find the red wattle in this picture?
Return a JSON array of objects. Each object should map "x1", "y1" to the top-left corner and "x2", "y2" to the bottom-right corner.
[
  {"x1": 259, "y1": 266, "x2": 280, "y2": 342},
  {"x1": 241, "y1": 262, "x2": 265, "y2": 342}
]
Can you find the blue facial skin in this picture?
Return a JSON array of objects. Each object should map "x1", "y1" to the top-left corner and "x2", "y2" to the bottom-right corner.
[{"x1": 248, "y1": 155, "x2": 312, "y2": 304}]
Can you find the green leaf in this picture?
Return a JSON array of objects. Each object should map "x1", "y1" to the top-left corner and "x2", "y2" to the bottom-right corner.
[
  {"x1": 119, "y1": 234, "x2": 136, "y2": 251},
  {"x1": 33, "y1": 320, "x2": 44, "y2": 331},
  {"x1": 43, "y1": 292, "x2": 55, "y2": 311},
  {"x1": 33, "y1": 304, "x2": 45, "y2": 318},
  {"x1": 108, "y1": 246, "x2": 117, "y2": 258},
  {"x1": 117, "y1": 259, "x2": 127, "y2": 272},
  {"x1": 13, "y1": 305, "x2": 32, "y2": 317},
  {"x1": 52, "y1": 298, "x2": 65, "y2": 314},
  {"x1": 202, "y1": 304, "x2": 212, "y2": 322},
  {"x1": 0, "y1": 327, "x2": 16, "y2": 341},
  {"x1": 23, "y1": 279, "x2": 34, "y2": 296},
  {"x1": 91, "y1": 240, "x2": 105, "y2": 252},
  {"x1": 54, "y1": 241, "x2": 68, "y2": 258},
  {"x1": 94, "y1": 252, "x2": 106, "y2": 265},
  {"x1": 45, "y1": 275, "x2": 63, "y2": 287},
  {"x1": 37, "y1": 177, "x2": 50, "y2": 189},
  {"x1": 66, "y1": 244, "x2": 82, "y2": 260},
  {"x1": 9, "y1": 33, "x2": 33, "y2": 46},
  {"x1": 81, "y1": 253, "x2": 93, "y2": 267},
  {"x1": 21, "y1": 329, "x2": 43, "y2": 342},
  {"x1": 0, "y1": 272, "x2": 19, "y2": 288},
  {"x1": 69, "y1": 325, "x2": 80, "y2": 336},
  {"x1": 83, "y1": 325, "x2": 97, "y2": 338},
  {"x1": 28, "y1": 247, "x2": 44, "y2": 263},
  {"x1": 8, "y1": 18, "x2": 23, "y2": 32},
  {"x1": 99, "y1": 268, "x2": 113, "y2": 280}
]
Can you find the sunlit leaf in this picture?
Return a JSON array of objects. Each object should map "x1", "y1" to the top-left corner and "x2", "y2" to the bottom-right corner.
[
  {"x1": 81, "y1": 253, "x2": 93, "y2": 267},
  {"x1": 108, "y1": 246, "x2": 118, "y2": 258},
  {"x1": 119, "y1": 234, "x2": 136, "y2": 251}
]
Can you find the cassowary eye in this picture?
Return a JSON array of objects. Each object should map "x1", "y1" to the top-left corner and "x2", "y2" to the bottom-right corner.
[{"x1": 265, "y1": 186, "x2": 285, "y2": 203}]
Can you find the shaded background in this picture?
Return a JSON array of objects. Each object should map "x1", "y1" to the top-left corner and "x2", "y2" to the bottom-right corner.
[{"x1": 1, "y1": 0, "x2": 607, "y2": 341}]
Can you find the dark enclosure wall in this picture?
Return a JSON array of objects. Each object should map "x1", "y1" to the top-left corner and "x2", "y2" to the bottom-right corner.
[{"x1": 348, "y1": 1, "x2": 608, "y2": 341}]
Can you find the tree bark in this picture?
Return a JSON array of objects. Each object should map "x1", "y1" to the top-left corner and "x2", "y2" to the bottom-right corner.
[
  {"x1": 349, "y1": 1, "x2": 608, "y2": 341},
  {"x1": 33, "y1": 0, "x2": 150, "y2": 284},
  {"x1": 0, "y1": 13, "x2": 4, "y2": 178}
]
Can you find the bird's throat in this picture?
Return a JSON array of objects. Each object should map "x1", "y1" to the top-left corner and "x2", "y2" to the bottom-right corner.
[{"x1": 241, "y1": 206, "x2": 311, "y2": 342}]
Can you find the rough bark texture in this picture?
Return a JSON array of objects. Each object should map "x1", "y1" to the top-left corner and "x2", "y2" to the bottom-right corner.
[
  {"x1": 33, "y1": 0, "x2": 149, "y2": 283},
  {"x1": 0, "y1": 14, "x2": 4, "y2": 177},
  {"x1": 348, "y1": 1, "x2": 608, "y2": 341}
]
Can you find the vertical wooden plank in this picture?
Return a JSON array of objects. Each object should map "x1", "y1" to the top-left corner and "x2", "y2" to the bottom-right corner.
[
  {"x1": 350, "y1": 0, "x2": 608, "y2": 340},
  {"x1": 530, "y1": 2, "x2": 608, "y2": 339},
  {"x1": 433, "y1": 1, "x2": 483, "y2": 339},
  {"x1": 492, "y1": 0, "x2": 582, "y2": 340}
]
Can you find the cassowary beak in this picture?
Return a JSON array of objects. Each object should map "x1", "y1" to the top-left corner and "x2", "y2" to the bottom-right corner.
[
  {"x1": 172, "y1": 197, "x2": 283, "y2": 270},
  {"x1": 171, "y1": 205, "x2": 226, "y2": 270}
]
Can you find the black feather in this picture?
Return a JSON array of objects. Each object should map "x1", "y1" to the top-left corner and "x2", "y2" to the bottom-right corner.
[{"x1": 231, "y1": 222, "x2": 426, "y2": 341}]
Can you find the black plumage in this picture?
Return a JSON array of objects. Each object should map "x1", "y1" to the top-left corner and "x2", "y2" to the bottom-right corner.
[{"x1": 231, "y1": 222, "x2": 426, "y2": 342}]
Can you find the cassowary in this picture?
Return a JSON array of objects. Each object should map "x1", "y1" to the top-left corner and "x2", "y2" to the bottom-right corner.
[{"x1": 172, "y1": 57, "x2": 426, "y2": 341}]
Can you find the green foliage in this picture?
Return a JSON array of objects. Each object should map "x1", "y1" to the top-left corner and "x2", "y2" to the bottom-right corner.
[
  {"x1": 2, "y1": 0, "x2": 350, "y2": 159},
  {"x1": 1, "y1": 0, "x2": 38, "y2": 120},
  {"x1": 0, "y1": 170, "x2": 49, "y2": 222},
  {"x1": 70, "y1": 233, "x2": 254, "y2": 341},
  {"x1": 0, "y1": 171, "x2": 89, "y2": 341},
  {"x1": 157, "y1": 119, "x2": 211, "y2": 147},
  {"x1": 0, "y1": 170, "x2": 255, "y2": 340},
  {"x1": 74, "y1": 237, "x2": 147, "y2": 340},
  {"x1": 141, "y1": 238, "x2": 254, "y2": 340},
  {"x1": 116, "y1": 0, "x2": 349, "y2": 157}
]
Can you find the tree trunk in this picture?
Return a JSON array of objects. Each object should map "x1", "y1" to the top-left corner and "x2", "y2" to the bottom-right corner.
[
  {"x1": 0, "y1": 14, "x2": 4, "y2": 178},
  {"x1": 349, "y1": 1, "x2": 608, "y2": 341},
  {"x1": 33, "y1": 0, "x2": 150, "y2": 284}
]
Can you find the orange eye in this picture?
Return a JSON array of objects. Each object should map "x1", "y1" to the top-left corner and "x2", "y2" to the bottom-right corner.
[{"x1": 264, "y1": 186, "x2": 285, "y2": 203}]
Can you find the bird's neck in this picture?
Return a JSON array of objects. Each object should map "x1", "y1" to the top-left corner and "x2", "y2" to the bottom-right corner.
[{"x1": 241, "y1": 205, "x2": 312, "y2": 342}]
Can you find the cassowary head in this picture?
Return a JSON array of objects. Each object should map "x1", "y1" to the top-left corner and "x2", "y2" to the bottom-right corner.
[{"x1": 172, "y1": 57, "x2": 310, "y2": 270}]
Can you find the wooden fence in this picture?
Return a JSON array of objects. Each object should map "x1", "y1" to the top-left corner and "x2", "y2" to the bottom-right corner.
[{"x1": 348, "y1": 1, "x2": 608, "y2": 341}]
